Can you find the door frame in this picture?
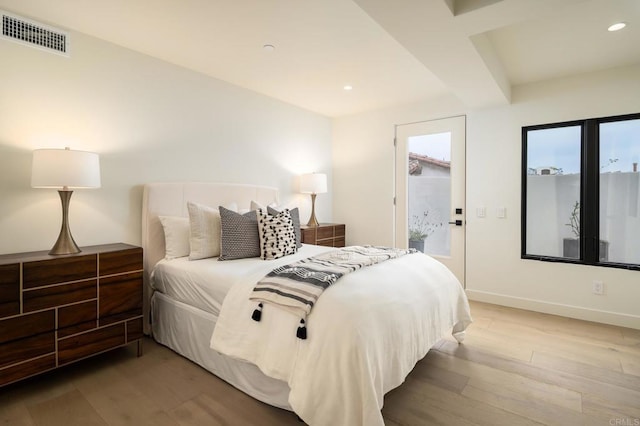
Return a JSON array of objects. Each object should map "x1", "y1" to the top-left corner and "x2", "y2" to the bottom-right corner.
[{"x1": 393, "y1": 114, "x2": 467, "y2": 286}]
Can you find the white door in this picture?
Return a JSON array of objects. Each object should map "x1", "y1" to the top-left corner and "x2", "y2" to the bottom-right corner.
[{"x1": 395, "y1": 116, "x2": 466, "y2": 284}]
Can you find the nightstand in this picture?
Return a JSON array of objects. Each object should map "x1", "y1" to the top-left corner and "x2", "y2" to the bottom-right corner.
[
  {"x1": 301, "y1": 223, "x2": 346, "y2": 247},
  {"x1": 0, "y1": 243, "x2": 143, "y2": 387}
]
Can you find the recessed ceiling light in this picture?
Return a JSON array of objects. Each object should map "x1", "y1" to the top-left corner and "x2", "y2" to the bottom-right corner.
[
  {"x1": 263, "y1": 44, "x2": 275, "y2": 52},
  {"x1": 343, "y1": 85, "x2": 353, "y2": 91},
  {"x1": 608, "y1": 22, "x2": 626, "y2": 32}
]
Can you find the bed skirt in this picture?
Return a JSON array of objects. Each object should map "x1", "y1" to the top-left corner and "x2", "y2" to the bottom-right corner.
[{"x1": 150, "y1": 291, "x2": 292, "y2": 409}]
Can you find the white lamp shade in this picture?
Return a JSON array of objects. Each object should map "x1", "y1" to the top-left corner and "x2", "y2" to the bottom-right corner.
[
  {"x1": 31, "y1": 148, "x2": 101, "y2": 189},
  {"x1": 300, "y1": 173, "x2": 327, "y2": 194}
]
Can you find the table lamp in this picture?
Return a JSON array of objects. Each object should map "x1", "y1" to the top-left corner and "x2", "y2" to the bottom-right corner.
[
  {"x1": 300, "y1": 173, "x2": 327, "y2": 227},
  {"x1": 31, "y1": 147, "x2": 101, "y2": 255}
]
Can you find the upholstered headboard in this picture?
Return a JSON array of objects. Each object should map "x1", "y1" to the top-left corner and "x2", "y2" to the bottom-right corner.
[{"x1": 141, "y1": 182, "x2": 279, "y2": 332}]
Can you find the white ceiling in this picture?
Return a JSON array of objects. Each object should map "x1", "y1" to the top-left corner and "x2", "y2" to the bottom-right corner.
[{"x1": 0, "y1": 0, "x2": 638, "y2": 117}]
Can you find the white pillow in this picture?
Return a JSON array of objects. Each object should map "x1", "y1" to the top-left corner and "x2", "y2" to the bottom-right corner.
[
  {"x1": 187, "y1": 202, "x2": 238, "y2": 260},
  {"x1": 158, "y1": 216, "x2": 190, "y2": 259},
  {"x1": 187, "y1": 202, "x2": 221, "y2": 260},
  {"x1": 250, "y1": 200, "x2": 277, "y2": 211}
]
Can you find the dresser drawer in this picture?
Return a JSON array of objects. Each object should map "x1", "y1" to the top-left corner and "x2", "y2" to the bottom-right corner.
[
  {"x1": 0, "y1": 333, "x2": 55, "y2": 369},
  {"x1": 23, "y1": 280, "x2": 97, "y2": 313},
  {"x1": 99, "y1": 272, "x2": 143, "y2": 321},
  {"x1": 317, "y1": 226, "x2": 334, "y2": 240},
  {"x1": 58, "y1": 300, "x2": 98, "y2": 339},
  {"x1": 0, "y1": 310, "x2": 55, "y2": 344},
  {"x1": 301, "y1": 228, "x2": 315, "y2": 243},
  {"x1": 126, "y1": 318, "x2": 143, "y2": 342},
  {"x1": 0, "y1": 354, "x2": 56, "y2": 387},
  {"x1": 0, "y1": 264, "x2": 20, "y2": 318},
  {"x1": 58, "y1": 323, "x2": 125, "y2": 365},
  {"x1": 100, "y1": 248, "x2": 143, "y2": 276},
  {"x1": 23, "y1": 255, "x2": 97, "y2": 289}
]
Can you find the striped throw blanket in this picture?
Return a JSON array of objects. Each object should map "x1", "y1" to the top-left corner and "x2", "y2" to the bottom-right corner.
[{"x1": 249, "y1": 246, "x2": 416, "y2": 339}]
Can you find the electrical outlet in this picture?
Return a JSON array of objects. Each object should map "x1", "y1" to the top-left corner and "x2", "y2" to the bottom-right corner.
[{"x1": 592, "y1": 280, "x2": 604, "y2": 295}]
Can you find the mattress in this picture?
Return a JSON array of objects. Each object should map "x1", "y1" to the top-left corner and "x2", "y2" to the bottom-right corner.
[{"x1": 151, "y1": 244, "x2": 335, "y2": 316}]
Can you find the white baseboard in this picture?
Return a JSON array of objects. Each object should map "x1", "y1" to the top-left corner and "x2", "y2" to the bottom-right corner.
[{"x1": 465, "y1": 289, "x2": 640, "y2": 330}]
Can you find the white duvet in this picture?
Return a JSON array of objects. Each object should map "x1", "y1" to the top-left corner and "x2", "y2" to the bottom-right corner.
[{"x1": 210, "y1": 246, "x2": 472, "y2": 426}]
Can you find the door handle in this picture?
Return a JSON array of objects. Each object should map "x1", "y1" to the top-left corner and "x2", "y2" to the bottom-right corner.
[{"x1": 448, "y1": 220, "x2": 463, "y2": 226}]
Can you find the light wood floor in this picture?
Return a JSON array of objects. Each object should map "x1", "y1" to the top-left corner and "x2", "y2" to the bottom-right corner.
[{"x1": 1, "y1": 301, "x2": 639, "y2": 426}]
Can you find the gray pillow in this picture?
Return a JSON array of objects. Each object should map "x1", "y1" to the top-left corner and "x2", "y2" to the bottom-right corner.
[
  {"x1": 218, "y1": 206, "x2": 260, "y2": 260},
  {"x1": 267, "y1": 206, "x2": 302, "y2": 248}
]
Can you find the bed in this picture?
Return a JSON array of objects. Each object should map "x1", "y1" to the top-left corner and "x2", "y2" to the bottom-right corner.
[{"x1": 142, "y1": 182, "x2": 472, "y2": 426}]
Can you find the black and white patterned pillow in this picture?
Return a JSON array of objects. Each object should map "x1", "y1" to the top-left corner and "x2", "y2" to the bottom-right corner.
[
  {"x1": 257, "y1": 208, "x2": 297, "y2": 260},
  {"x1": 267, "y1": 206, "x2": 302, "y2": 248},
  {"x1": 219, "y1": 206, "x2": 260, "y2": 260}
]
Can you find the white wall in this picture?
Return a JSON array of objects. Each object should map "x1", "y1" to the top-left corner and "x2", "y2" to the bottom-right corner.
[
  {"x1": 333, "y1": 64, "x2": 640, "y2": 328},
  {"x1": 332, "y1": 95, "x2": 466, "y2": 246},
  {"x1": 0, "y1": 29, "x2": 331, "y2": 255}
]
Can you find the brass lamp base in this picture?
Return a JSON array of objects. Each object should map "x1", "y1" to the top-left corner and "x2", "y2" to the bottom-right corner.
[
  {"x1": 49, "y1": 190, "x2": 81, "y2": 255},
  {"x1": 306, "y1": 193, "x2": 319, "y2": 227}
]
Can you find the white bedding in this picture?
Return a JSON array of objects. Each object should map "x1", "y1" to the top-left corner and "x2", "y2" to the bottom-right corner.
[
  {"x1": 210, "y1": 250, "x2": 472, "y2": 426},
  {"x1": 151, "y1": 244, "x2": 333, "y2": 316}
]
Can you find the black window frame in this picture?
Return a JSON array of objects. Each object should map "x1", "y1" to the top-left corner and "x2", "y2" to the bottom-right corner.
[{"x1": 521, "y1": 112, "x2": 640, "y2": 271}]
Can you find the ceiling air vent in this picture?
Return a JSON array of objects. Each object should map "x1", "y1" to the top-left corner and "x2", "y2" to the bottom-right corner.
[{"x1": 1, "y1": 11, "x2": 69, "y2": 57}]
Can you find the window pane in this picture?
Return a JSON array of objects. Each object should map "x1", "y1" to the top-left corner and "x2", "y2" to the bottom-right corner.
[
  {"x1": 526, "y1": 126, "x2": 581, "y2": 258},
  {"x1": 599, "y1": 119, "x2": 640, "y2": 264},
  {"x1": 407, "y1": 132, "x2": 450, "y2": 256}
]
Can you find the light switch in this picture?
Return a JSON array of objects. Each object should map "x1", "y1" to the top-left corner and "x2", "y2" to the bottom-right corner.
[
  {"x1": 476, "y1": 207, "x2": 486, "y2": 218},
  {"x1": 497, "y1": 207, "x2": 507, "y2": 218}
]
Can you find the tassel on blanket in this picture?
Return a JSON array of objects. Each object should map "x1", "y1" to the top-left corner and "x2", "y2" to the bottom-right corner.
[
  {"x1": 252, "y1": 303, "x2": 263, "y2": 321},
  {"x1": 296, "y1": 318, "x2": 307, "y2": 340}
]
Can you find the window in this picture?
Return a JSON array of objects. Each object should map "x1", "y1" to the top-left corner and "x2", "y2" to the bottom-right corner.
[{"x1": 522, "y1": 113, "x2": 640, "y2": 270}]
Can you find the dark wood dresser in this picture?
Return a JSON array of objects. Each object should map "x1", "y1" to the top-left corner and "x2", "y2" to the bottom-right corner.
[
  {"x1": 0, "y1": 243, "x2": 143, "y2": 387},
  {"x1": 301, "y1": 223, "x2": 346, "y2": 247}
]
